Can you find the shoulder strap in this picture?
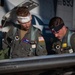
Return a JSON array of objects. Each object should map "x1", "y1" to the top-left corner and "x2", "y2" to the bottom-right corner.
[
  {"x1": 31, "y1": 26, "x2": 38, "y2": 41},
  {"x1": 13, "y1": 27, "x2": 17, "y2": 37},
  {"x1": 67, "y1": 31, "x2": 74, "y2": 47},
  {"x1": 10, "y1": 27, "x2": 17, "y2": 58}
]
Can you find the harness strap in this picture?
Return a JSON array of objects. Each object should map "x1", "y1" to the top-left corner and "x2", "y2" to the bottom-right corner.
[
  {"x1": 10, "y1": 27, "x2": 17, "y2": 58},
  {"x1": 31, "y1": 26, "x2": 38, "y2": 41},
  {"x1": 67, "y1": 31, "x2": 74, "y2": 47},
  {"x1": 29, "y1": 26, "x2": 38, "y2": 56}
]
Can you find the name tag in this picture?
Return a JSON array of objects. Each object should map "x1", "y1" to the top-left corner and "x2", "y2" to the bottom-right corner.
[{"x1": 69, "y1": 49, "x2": 73, "y2": 53}]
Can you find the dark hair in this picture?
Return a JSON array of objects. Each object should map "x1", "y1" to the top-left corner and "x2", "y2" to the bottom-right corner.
[
  {"x1": 49, "y1": 17, "x2": 64, "y2": 30},
  {"x1": 16, "y1": 7, "x2": 30, "y2": 17}
]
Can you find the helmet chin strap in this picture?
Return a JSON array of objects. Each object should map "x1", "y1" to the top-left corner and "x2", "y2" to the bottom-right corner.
[{"x1": 17, "y1": 15, "x2": 31, "y2": 23}]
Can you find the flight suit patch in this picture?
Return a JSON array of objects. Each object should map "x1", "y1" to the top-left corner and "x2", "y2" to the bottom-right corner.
[
  {"x1": 62, "y1": 43, "x2": 67, "y2": 48},
  {"x1": 22, "y1": 38, "x2": 30, "y2": 44},
  {"x1": 35, "y1": 36, "x2": 47, "y2": 55},
  {"x1": 38, "y1": 36, "x2": 44, "y2": 42},
  {"x1": 38, "y1": 36, "x2": 45, "y2": 45}
]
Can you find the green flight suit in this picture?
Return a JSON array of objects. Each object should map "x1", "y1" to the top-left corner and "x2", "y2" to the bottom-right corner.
[{"x1": 2, "y1": 24, "x2": 47, "y2": 58}]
